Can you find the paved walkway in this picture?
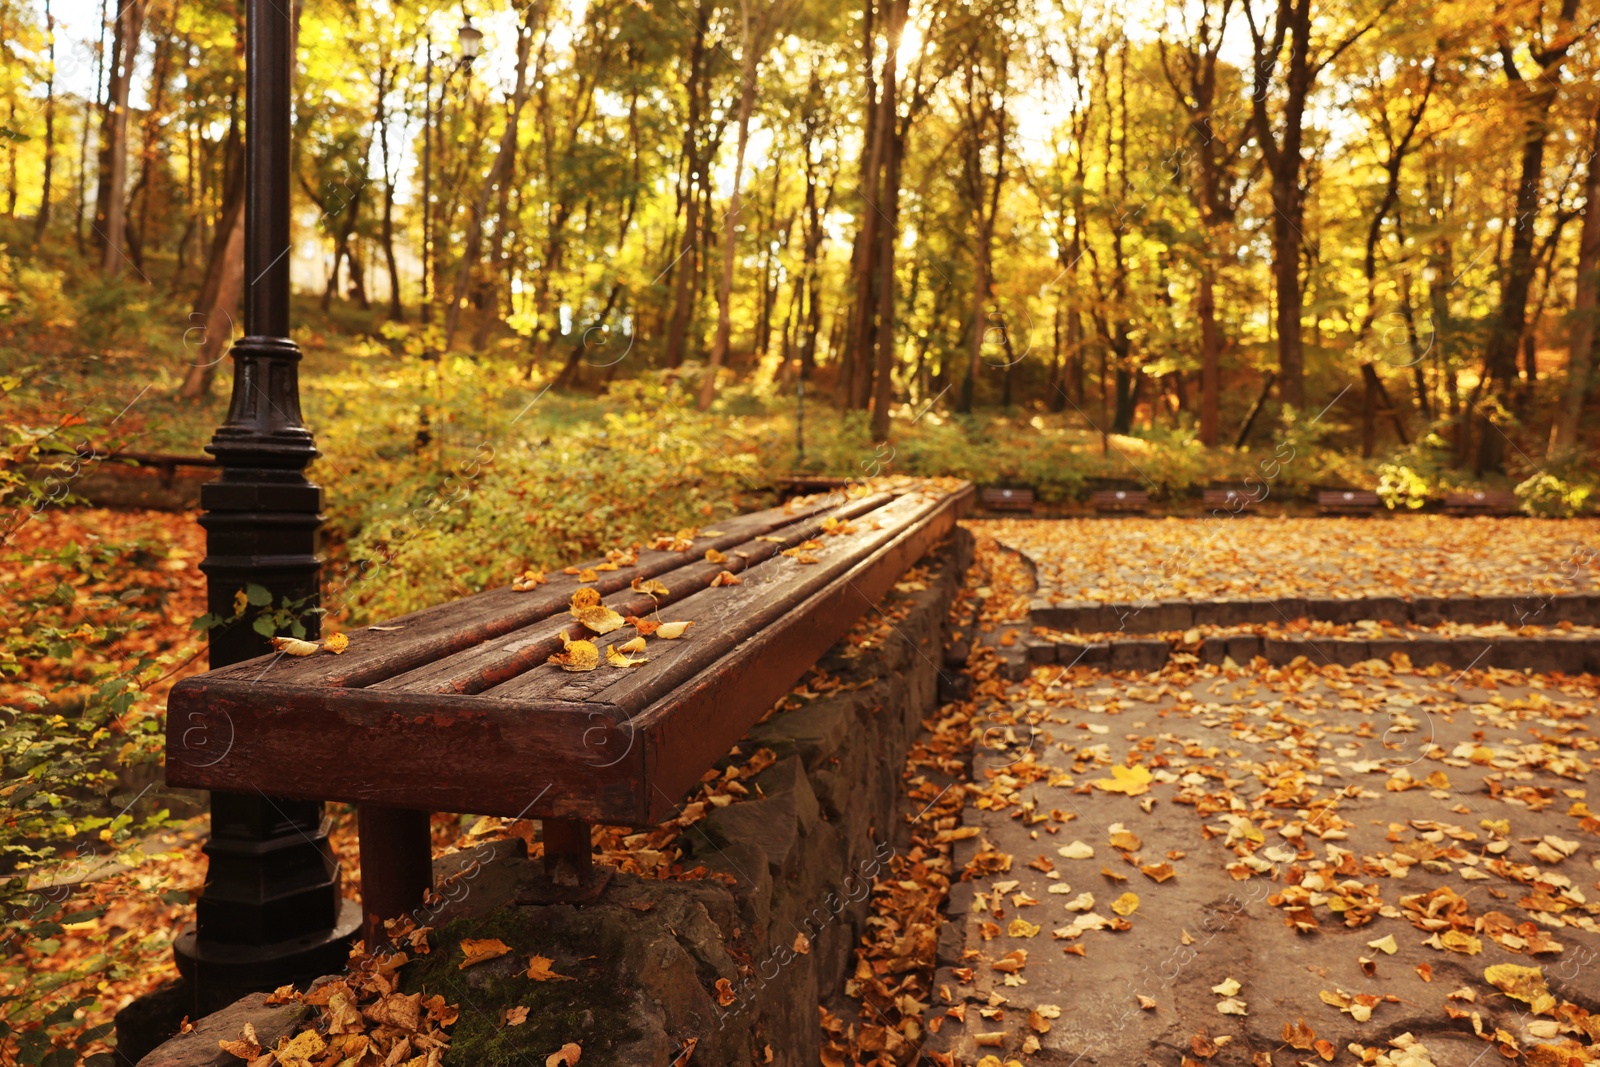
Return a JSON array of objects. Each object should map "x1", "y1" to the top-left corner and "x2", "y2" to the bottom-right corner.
[{"x1": 927, "y1": 530, "x2": 1600, "y2": 1067}]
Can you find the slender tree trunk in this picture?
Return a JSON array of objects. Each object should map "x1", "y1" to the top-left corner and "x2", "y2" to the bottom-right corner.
[
  {"x1": 96, "y1": 0, "x2": 148, "y2": 277},
  {"x1": 1198, "y1": 263, "x2": 1220, "y2": 445},
  {"x1": 376, "y1": 61, "x2": 403, "y2": 321},
  {"x1": 869, "y1": 120, "x2": 904, "y2": 441},
  {"x1": 699, "y1": 28, "x2": 762, "y2": 410},
  {"x1": 1552, "y1": 101, "x2": 1600, "y2": 453},
  {"x1": 445, "y1": 28, "x2": 532, "y2": 349},
  {"x1": 34, "y1": 0, "x2": 57, "y2": 242}
]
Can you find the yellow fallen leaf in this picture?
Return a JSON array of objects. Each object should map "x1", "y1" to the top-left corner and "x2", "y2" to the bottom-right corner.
[
  {"x1": 709, "y1": 570, "x2": 743, "y2": 586},
  {"x1": 1366, "y1": 934, "x2": 1398, "y2": 955},
  {"x1": 1140, "y1": 862, "x2": 1176, "y2": 882},
  {"x1": 501, "y1": 1006, "x2": 530, "y2": 1027},
  {"x1": 1484, "y1": 964, "x2": 1556, "y2": 1014},
  {"x1": 548, "y1": 637, "x2": 599, "y2": 672},
  {"x1": 527, "y1": 955, "x2": 574, "y2": 981},
  {"x1": 572, "y1": 604, "x2": 625, "y2": 635},
  {"x1": 1057, "y1": 841, "x2": 1094, "y2": 860},
  {"x1": 631, "y1": 577, "x2": 669, "y2": 596},
  {"x1": 605, "y1": 644, "x2": 647, "y2": 668},
  {"x1": 1440, "y1": 930, "x2": 1482, "y2": 955},
  {"x1": 459, "y1": 938, "x2": 512, "y2": 969},
  {"x1": 705, "y1": 548, "x2": 728, "y2": 564},
  {"x1": 217, "y1": 1023, "x2": 261, "y2": 1059},
  {"x1": 617, "y1": 637, "x2": 648, "y2": 654},
  {"x1": 1008, "y1": 918, "x2": 1041, "y2": 938},
  {"x1": 269, "y1": 636, "x2": 319, "y2": 657},
  {"x1": 1212, "y1": 978, "x2": 1241, "y2": 997},
  {"x1": 657, "y1": 621, "x2": 693, "y2": 639},
  {"x1": 323, "y1": 632, "x2": 349, "y2": 654},
  {"x1": 1092, "y1": 764, "x2": 1153, "y2": 796},
  {"x1": 570, "y1": 587, "x2": 602, "y2": 608},
  {"x1": 1111, "y1": 892, "x2": 1140, "y2": 917}
]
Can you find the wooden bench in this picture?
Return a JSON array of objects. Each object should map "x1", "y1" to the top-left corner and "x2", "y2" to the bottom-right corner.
[
  {"x1": 167, "y1": 481, "x2": 972, "y2": 929},
  {"x1": 1092, "y1": 488, "x2": 1149, "y2": 514},
  {"x1": 979, "y1": 486, "x2": 1035, "y2": 512},
  {"x1": 1317, "y1": 489, "x2": 1380, "y2": 516},
  {"x1": 1444, "y1": 489, "x2": 1519, "y2": 516},
  {"x1": 1202, "y1": 487, "x2": 1260, "y2": 513}
]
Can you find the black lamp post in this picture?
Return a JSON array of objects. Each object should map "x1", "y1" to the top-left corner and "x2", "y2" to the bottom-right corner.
[{"x1": 171, "y1": 0, "x2": 359, "y2": 1013}]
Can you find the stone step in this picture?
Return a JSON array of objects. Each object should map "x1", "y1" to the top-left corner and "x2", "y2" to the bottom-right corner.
[
  {"x1": 1029, "y1": 592, "x2": 1600, "y2": 634},
  {"x1": 1006, "y1": 632, "x2": 1600, "y2": 675}
]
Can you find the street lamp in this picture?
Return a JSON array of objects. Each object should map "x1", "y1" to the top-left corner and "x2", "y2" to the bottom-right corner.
[{"x1": 457, "y1": 17, "x2": 483, "y2": 60}]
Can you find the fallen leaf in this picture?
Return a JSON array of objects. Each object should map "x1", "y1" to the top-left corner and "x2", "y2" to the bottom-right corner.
[
  {"x1": 1366, "y1": 934, "x2": 1398, "y2": 955},
  {"x1": 657, "y1": 621, "x2": 693, "y2": 639},
  {"x1": 323, "y1": 632, "x2": 349, "y2": 654},
  {"x1": 501, "y1": 1005, "x2": 530, "y2": 1027},
  {"x1": 631, "y1": 577, "x2": 670, "y2": 596},
  {"x1": 1111, "y1": 892, "x2": 1140, "y2": 917},
  {"x1": 527, "y1": 955, "x2": 573, "y2": 981},
  {"x1": 606, "y1": 644, "x2": 647, "y2": 668},
  {"x1": 270, "y1": 636, "x2": 319, "y2": 657},
  {"x1": 546, "y1": 1043, "x2": 581, "y2": 1067},
  {"x1": 548, "y1": 636, "x2": 600, "y2": 672},
  {"x1": 459, "y1": 938, "x2": 511, "y2": 969},
  {"x1": 709, "y1": 570, "x2": 743, "y2": 586},
  {"x1": 1092, "y1": 764, "x2": 1154, "y2": 796}
]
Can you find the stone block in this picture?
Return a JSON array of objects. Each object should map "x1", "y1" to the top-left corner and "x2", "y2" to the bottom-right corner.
[
  {"x1": 1109, "y1": 639, "x2": 1169, "y2": 672},
  {"x1": 137, "y1": 994, "x2": 312, "y2": 1067},
  {"x1": 1226, "y1": 635, "x2": 1263, "y2": 664},
  {"x1": 1200, "y1": 636, "x2": 1231, "y2": 665},
  {"x1": 1304, "y1": 638, "x2": 1370, "y2": 666}
]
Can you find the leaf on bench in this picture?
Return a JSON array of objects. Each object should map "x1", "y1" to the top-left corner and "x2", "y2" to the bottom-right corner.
[
  {"x1": 709, "y1": 570, "x2": 743, "y2": 586},
  {"x1": 548, "y1": 636, "x2": 599, "y2": 672},
  {"x1": 656, "y1": 621, "x2": 692, "y2": 640},
  {"x1": 606, "y1": 646, "x2": 647, "y2": 668},
  {"x1": 269, "y1": 636, "x2": 320, "y2": 657}
]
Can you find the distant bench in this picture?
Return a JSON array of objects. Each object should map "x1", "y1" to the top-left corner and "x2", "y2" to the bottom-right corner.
[
  {"x1": 1445, "y1": 490, "x2": 1519, "y2": 516},
  {"x1": 1317, "y1": 489, "x2": 1380, "y2": 516},
  {"x1": 167, "y1": 482, "x2": 972, "y2": 930},
  {"x1": 1092, "y1": 489, "x2": 1149, "y2": 514},
  {"x1": 980, "y1": 486, "x2": 1035, "y2": 512}
]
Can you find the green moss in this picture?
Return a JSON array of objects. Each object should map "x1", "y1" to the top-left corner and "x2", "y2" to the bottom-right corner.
[{"x1": 401, "y1": 909, "x2": 643, "y2": 1065}]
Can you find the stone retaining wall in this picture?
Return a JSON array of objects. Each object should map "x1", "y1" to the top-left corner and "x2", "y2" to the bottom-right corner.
[{"x1": 138, "y1": 528, "x2": 974, "y2": 1067}]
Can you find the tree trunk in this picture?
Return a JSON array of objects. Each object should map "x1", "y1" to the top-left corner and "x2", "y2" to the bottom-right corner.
[
  {"x1": 178, "y1": 192, "x2": 243, "y2": 399},
  {"x1": 376, "y1": 61, "x2": 403, "y2": 321},
  {"x1": 869, "y1": 119, "x2": 904, "y2": 441},
  {"x1": 699, "y1": 25, "x2": 761, "y2": 410},
  {"x1": 1552, "y1": 101, "x2": 1600, "y2": 454},
  {"x1": 96, "y1": 0, "x2": 148, "y2": 278},
  {"x1": 445, "y1": 26, "x2": 532, "y2": 349},
  {"x1": 1198, "y1": 263, "x2": 1220, "y2": 445},
  {"x1": 34, "y1": 0, "x2": 56, "y2": 241},
  {"x1": 663, "y1": 3, "x2": 709, "y2": 368}
]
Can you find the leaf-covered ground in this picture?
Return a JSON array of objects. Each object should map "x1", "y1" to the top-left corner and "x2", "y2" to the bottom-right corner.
[
  {"x1": 824, "y1": 528, "x2": 1600, "y2": 1067},
  {"x1": 989, "y1": 517, "x2": 1600, "y2": 604}
]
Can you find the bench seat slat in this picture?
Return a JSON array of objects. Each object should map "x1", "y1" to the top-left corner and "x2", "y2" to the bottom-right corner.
[
  {"x1": 364, "y1": 491, "x2": 902, "y2": 695},
  {"x1": 194, "y1": 491, "x2": 894, "y2": 691},
  {"x1": 484, "y1": 489, "x2": 946, "y2": 706}
]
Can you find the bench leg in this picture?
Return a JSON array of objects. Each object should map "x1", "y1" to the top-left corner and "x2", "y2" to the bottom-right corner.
[
  {"x1": 542, "y1": 819, "x2": 593, "y2": 888},
  {"x1": 357, "y1": 806, "x2": 433, "y2": 945}
]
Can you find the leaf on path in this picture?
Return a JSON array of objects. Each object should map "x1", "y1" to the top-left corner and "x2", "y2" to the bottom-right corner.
[
  {"x1": 1111, "y1": 892, "x2": 1140, "y2": 917},
  {"x1": 1092, "y1": 764, "x2": 1153, "y2": 796},
  {"x1": 1484, "y1": 964, "x2": 1556, "y2": 1014}
]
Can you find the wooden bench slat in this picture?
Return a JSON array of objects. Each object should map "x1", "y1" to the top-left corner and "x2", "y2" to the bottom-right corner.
[
  {"x1": 197, "y1": 491, "x2": 894, "y2": 691},
  {"x1": 485, "y1": 489, "x2": 947, "y2": 707},
  {"x1": 365, "y1": 492, "x2": 901, "y2": 695}
]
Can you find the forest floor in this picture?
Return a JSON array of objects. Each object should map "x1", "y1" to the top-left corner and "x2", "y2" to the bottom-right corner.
[{"x1": 910, "y1": 525, "x2": 1600, "y2": 1067}]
